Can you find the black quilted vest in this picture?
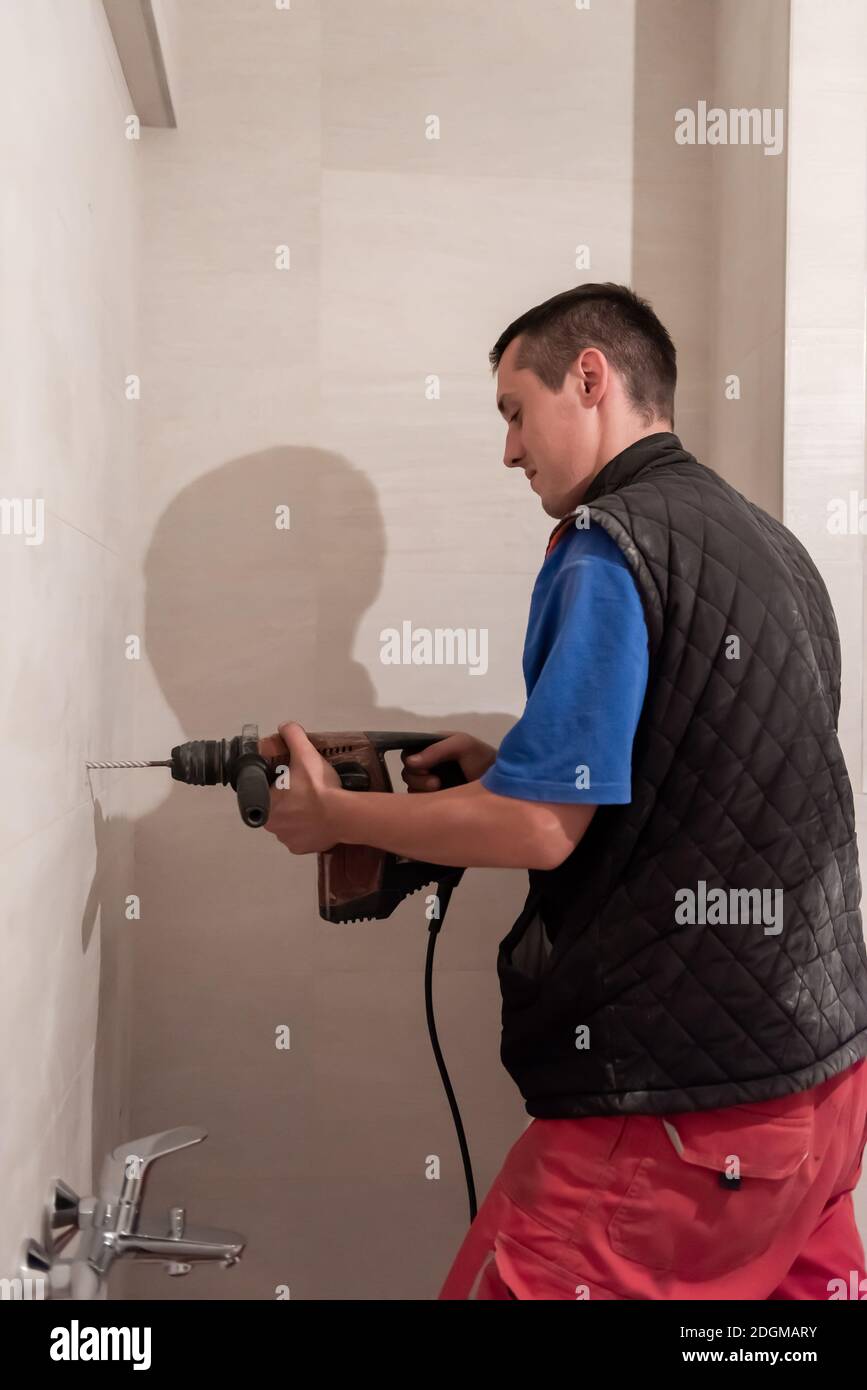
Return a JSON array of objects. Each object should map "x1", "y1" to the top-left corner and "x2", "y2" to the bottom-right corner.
[{"x1": 498, "y1": 431, "x2": 867, "y2": 1117}]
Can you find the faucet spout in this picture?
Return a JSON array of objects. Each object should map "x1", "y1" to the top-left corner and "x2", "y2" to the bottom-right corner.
[{"x1": 116, "y1": 1224, "x2": 245, "y2": 1266}]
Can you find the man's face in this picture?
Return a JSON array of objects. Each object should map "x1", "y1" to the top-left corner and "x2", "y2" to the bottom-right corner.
[{"x1": 496, "y1": 335, "x2": 599, "y2": 518}]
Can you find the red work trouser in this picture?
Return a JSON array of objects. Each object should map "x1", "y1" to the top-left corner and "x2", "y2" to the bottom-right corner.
[{"x1": 438, "y1": 1058, "x2": 867, "y2": 1300}]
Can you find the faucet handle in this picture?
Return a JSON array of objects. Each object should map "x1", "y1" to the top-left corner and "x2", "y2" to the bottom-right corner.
[
  {"x1": 99, "y1": 1125, "x2": 206, "y2": 1201},
  {"x1": 111, "y1": 1124, "x2": 206, "y2": 1170}
]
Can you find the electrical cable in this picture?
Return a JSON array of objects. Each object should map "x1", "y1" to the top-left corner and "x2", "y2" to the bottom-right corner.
[{"x1": 425, "y1": 877, "x2": 477, "y2": 1225}]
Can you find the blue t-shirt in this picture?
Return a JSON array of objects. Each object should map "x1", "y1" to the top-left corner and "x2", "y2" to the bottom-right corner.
[{"x1": 481, "y1": 521, "x2": 649, "y2": 804}]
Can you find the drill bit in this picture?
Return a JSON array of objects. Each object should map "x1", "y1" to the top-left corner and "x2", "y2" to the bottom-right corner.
[{"x1": 86, "y1": 760, "x2": 173, "y2": 769}]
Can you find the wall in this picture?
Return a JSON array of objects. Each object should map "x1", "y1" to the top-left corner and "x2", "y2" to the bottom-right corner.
[
  {"x1": 126, "y1": 0, "x2": 638, "y2": 1300},
  {"x1": 783, "y1": 0, "x2": 867, "y2": 1237},
  {"x1": 633, "y1": 0, "x2": 716, "y2": 463},
  {"x1": 707, "y1": 0, "x2": 789, "y2": 518},
  {"x1": 0, "y1": 0, "x2": 139, "y2": 1280},
  {"x1": 633, "y1": 0, "x2": 789, "y2": 517}
]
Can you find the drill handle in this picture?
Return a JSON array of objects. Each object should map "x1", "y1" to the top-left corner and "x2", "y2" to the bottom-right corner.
[
  {"x1": 232, "y1": 723, "x2": 272, "y2": 827},
  {"x1": 365, "y1": 731, "x2": 466, "y2": 789},
  {"x1": 235, "y1": 760, "x2": 271, "y2": 827}
]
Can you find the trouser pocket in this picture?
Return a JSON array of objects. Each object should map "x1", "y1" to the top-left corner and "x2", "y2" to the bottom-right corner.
[
  {"x1": 491, "y1": 1230, "x2": 592, "y2": 1300},
  {"x1": 607, "y1": 1107, "x2": 815, "y2": 1281}
]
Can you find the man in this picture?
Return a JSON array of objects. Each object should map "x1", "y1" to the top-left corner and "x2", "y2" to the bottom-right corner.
[{"x1": 263, "y1": 283, "x2": 867, "y2": 1300}]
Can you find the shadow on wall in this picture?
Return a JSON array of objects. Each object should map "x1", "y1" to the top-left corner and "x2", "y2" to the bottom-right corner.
[{"x1": 86, "y1": 446, "x2": 520, "y2": 1300}]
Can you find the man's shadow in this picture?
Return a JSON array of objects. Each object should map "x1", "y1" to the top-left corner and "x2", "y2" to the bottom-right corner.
[{"x1": 86, "y1": 446, "x2": 528, "y2": 1300}]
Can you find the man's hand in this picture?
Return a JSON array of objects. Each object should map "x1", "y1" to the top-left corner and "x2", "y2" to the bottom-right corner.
[
  {"x1": 260, "y1": 721, "x2": 343, "y2": 854},
  {"x1": 401, "y1": 732, "x2": 497, "y2": 790}
]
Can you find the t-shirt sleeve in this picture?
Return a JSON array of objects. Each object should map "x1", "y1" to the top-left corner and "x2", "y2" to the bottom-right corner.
[{"x1": 480, "y1": 541, "x2": 649, "y2": 804}]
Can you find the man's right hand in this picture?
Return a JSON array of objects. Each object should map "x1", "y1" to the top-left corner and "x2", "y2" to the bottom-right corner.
[{"x1": 401, "y1": 732, "x2": 497, "y2": 790}]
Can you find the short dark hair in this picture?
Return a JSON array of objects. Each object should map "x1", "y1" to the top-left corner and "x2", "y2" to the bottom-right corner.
[{"x1": 489, "y1": 282, "x2": 677, "y2": 427}]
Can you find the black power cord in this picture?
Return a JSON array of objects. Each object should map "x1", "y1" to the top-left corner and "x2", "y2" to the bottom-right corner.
[{"x1": 425, "y1": 878, "x2": 477, "y2": 1224}]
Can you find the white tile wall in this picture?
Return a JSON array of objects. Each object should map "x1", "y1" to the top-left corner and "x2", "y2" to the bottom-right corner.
[{"x1": 0, "y1": 0, "x2": 140, "y2": 1281}]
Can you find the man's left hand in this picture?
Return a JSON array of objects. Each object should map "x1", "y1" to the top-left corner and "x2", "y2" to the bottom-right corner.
[{"x1": 260, "y1": 721, "x2": 343, "y2": 854}]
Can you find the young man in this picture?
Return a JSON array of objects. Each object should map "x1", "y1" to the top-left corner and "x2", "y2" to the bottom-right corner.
[{"x1": 263, "y1": 283, "x2": 867, "y2": 1300}]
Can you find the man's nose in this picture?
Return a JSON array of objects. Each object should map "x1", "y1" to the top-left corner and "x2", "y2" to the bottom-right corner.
[{"x1": 503, "y1": 441, "x2": 525, "y2": 469}]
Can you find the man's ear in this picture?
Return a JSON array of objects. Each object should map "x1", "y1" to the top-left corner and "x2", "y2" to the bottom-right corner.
[{"x1": 574, "y1": 348, "x2": 607, "y2": 407}]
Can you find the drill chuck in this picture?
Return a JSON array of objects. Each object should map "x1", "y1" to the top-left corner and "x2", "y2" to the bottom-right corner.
[
  {"x1": 170, "y1": 724, "x2": 274, "y2": 827},
  {"x1": 170, "y1": 738, "x2": 234, "y2": 786}
]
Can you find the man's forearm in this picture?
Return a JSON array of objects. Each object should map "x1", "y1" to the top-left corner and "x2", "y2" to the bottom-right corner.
[{"x1": 324, "y1": 779, "x2": 591, "y2": 870}]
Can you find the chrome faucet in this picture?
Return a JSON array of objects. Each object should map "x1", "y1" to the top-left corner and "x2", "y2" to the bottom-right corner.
[{"x1": 18, "y1": 1125, "x2": 245, "y2": 1299}]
